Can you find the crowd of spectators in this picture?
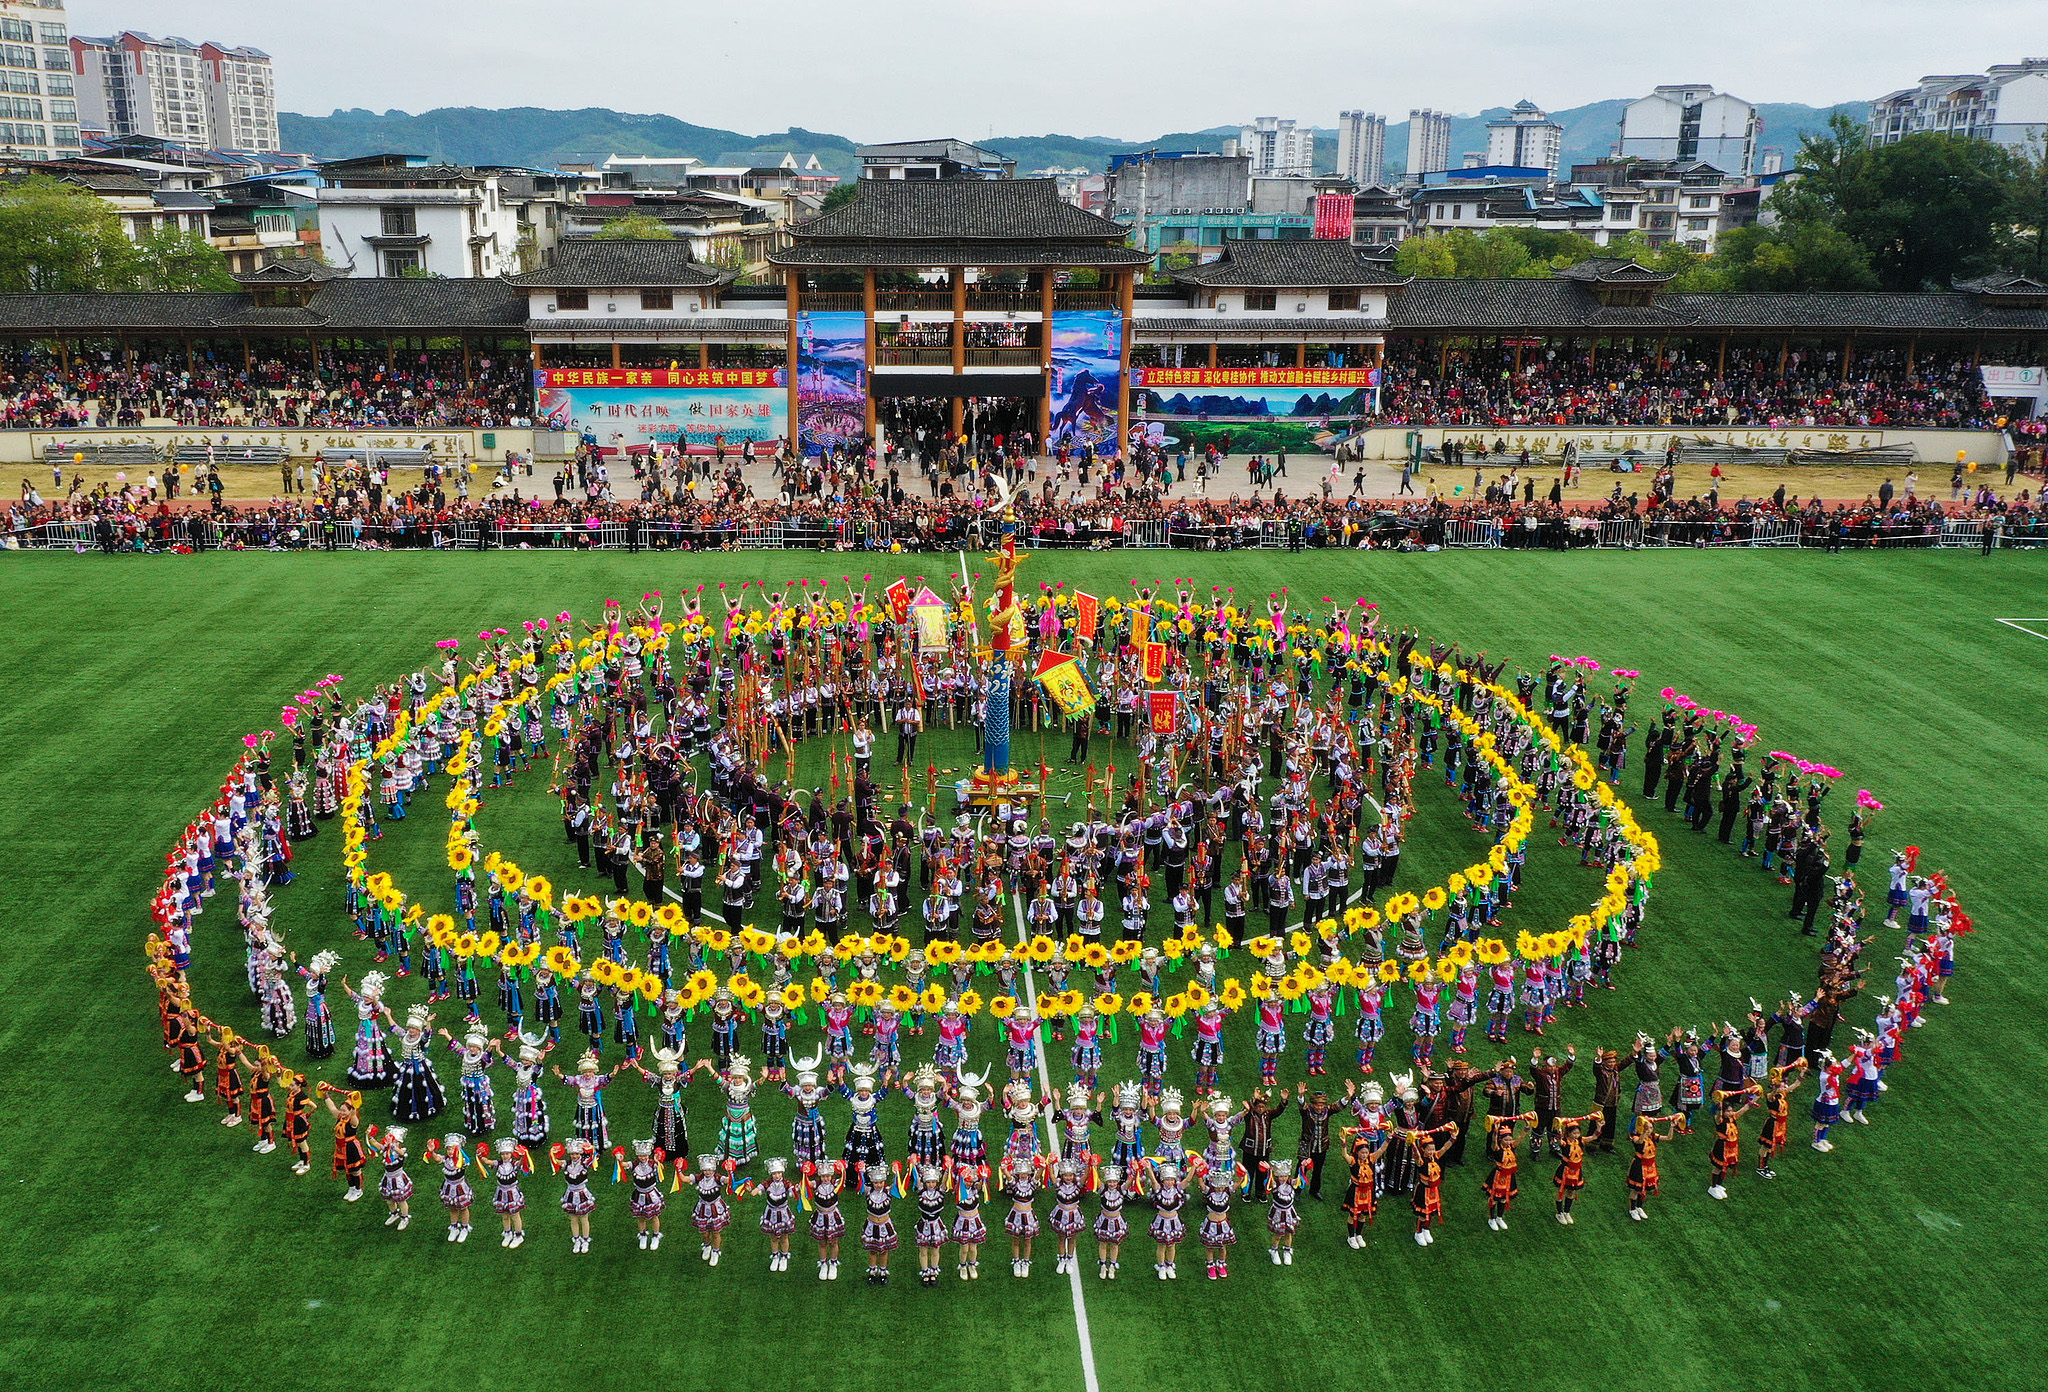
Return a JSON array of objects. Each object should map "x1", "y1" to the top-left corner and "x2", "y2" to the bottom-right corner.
[
  {"x1": 0, "y1": 339, "x2": 2034, "y2": 435},
  {"x1": 12, "y1": 449, "x2": 2041, "y2": 556},
  {"x1": 1372, "y1": 343, "x2": 2006, "y2": 430},
  {"x1": 0, "y1": 347, "x2": 531, "y2": 431}
]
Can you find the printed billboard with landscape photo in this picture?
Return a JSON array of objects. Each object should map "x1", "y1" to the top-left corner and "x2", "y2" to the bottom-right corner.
[
  {"x1": 797, "y1": 310, "x2": 868, "y2": 456},
  {"x1": 1133, "y1": 366, "x2": 1379, "y2": 455}
]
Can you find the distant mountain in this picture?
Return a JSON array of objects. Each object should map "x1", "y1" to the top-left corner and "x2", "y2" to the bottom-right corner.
[
  {"x1": 277, "y1": 99, "x2": 1868, "y2": 184},
  {"x1": 277, "y1": 107, "x2": 864, "y2": 178}
]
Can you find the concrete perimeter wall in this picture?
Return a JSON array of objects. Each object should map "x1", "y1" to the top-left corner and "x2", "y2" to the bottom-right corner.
[
  {"x1": 1345, "y1": 424, "x2": 2009, "y2": 464},
  {"x1": 0, "y1": 428, "x2": 535, "y2": 465}
]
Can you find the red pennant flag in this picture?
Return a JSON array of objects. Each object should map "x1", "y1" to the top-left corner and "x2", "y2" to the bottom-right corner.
[
  {"x1": 1148, "y1": 690, "x2": 1178, "y2": 734},
  {"x1": 1074, "y1": 592, "x2": 1099, "y2": 644}
]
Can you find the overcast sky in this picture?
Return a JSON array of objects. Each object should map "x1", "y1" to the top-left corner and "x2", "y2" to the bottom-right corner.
[{"x1": 67, "y1": 0, "x2": 2048, "y2": 139}]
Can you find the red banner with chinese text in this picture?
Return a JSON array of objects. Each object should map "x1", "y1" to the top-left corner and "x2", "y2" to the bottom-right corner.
[
  {"x1": 539, "y1": 368, "x2": 782, "y2": 389},
  {"x1": 1132, "y1": 367, "x2": 1380, "y2": 389}
]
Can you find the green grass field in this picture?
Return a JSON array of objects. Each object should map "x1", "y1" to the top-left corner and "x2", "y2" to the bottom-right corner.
[{"x1": 4, "y1": 548, "x2": 2044, "y2": 1392}]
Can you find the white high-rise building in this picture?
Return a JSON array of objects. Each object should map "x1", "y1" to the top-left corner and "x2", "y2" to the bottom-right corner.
[
  {"x1": 0, "y1": 0, "x2": 81, "y2": 160},
  {"x1": 1336, "y1": 110, "x2": 1386, "y2": 185},
  {"x1": 70, "y1": 31, "x2": 277, "y2": 152},
  {"x1": 1484, "y1": 99, "x2": 1563, "y2": 174},
  {"x1": 1405, "y1": 109, "x2": 1452, "y2": 177},
  {"x1": 1618, "y1": 84, "x2": 1759, "y2": 177},
  {"x1": 1239, "y1": 116, "x2": 1313, "y2": 178},
  {"x1": 1869, "y1": 61, "x2": 2048, "y2": 152}
]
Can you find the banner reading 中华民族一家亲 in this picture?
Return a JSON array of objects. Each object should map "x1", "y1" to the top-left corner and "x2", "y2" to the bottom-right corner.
[{"x1": 534, "y1": 368, "x2": 788, "y2": 455}]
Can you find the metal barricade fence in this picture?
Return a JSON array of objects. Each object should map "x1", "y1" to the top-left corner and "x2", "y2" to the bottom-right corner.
[
  {"x1": 1747, "y1": 519, "x2": 1804, "y2": 547},
  {"x1": 1597, "y1": 518, "x2": 1644, "y2": 549},
  {"x1": 1937, "y1": 519, "x2": 1985, "y2": 548},
  {"x1": 1442, "y1": 519, "x2": 1501, "y2": 548},
  {"x1": 1126, "y1": 519, "x2": 1169, "y2": 548},
  {"x1": 26, "y1": 520, "x2": 95, "y2": 548},
  {"x1": 1258, "y1": 521, "x2": 1287, "y2": 549}
]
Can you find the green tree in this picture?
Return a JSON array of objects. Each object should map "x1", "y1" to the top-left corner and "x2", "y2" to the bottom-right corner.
[
  {"x1": 1769, "y1": 117, "x2": 2016, "y2": 289},
  {"x1": 817, "y1": 183, "x2": 859, "y2": 214},
  {"x1": 1768, "y1": 111, "x2": 1866, "y2": 227},
  {"x1": 593, "y1": 212, "x2": 676, "y2": 240},
  {"x1": 128, "y1": 225, "x2": 239, "y2": 291},
  {"x1": 1714, "y1": 222, "x2": 1877, "y2": 291},
  {"x1": 1391, "y1": 233, "x2": 1457, "y2": 277},
  {"x1": 1845, "y1": 134, "x2": 2016, "y2": 289},
  {"x1": 1461, "y1": 227, "x2": 1533, "y2": 279},
  {"x1": 1996, "y1": 135, "x2": 2048, "y2": 276},
  {"x1": 0, "y1": 174, "x2": 139, "y2": 291}
]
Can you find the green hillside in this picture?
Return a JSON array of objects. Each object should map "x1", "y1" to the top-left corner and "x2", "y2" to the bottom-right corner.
[{"x1": 276, "y1": 98, "x2": 1867, "y2": 184}]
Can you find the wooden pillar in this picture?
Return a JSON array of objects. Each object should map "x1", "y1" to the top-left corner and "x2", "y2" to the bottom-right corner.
[
  {"x1": 1587, "y1": 336, "x2": 1596, "y2": 372},
  {"x1": 1656, "y1": 334, "x2": 1668, "y2": 371},
  {"x1": 1116, "y1": 269, "x2": 1134, "y2": 460},
  {"x1": 1038, "y1": 271, "x2": 1054, "y2": 448},
  {"x1": 949, "y1": 267, "x2": 967, "y2": 443},
  {"x1": 1972, "y1": 339, "x2": 1982, "y2": 367},
  {"x1": 698, "y1": 344, "x2": 709, "y2": 369},
  {"x1": 863, "y1": 267, "x2": 878, "y2": 438},
  {"x1": 1717, "y1": 334, "x2": 1727, "y2": 379},
  {"x1": 1841, "y1": 335, "x2": 1852, "y2": 384},
  {"x1": 461, "y1": 336, "x2": 472, "y2": 382},
  {"x1": 785, "y1": 272, "x2": 800, "y2": 454},
  {"x1": 386, "y1": 337, "x2": 395, "y2": 369},
  {"x1": 1294, "y1": 341, "x2": 1306, "y2": 369},
  {"x1": 180, "y1": 334, "x2": 190, "y2": 373},
  {"x1": 1207, "y1": 341, "x2": 1218, "y2": 369},
  {"x1": 1439, "y1": 334, "x2": 1449, "y2": 375},
  {"x1": 1906, "y1": 335, "x2": 1917, "y2": 376},
  {"x1": 950, "y1": 267, "x2": 966, "y2": 376},
  {"x1": 1777, "y1": 337, "x2": 1788, "y2": 380},
  {"x1": 530, "y1": 341, "x2": 543, "y2": 372},
  {"x1": 1512, "y1": 341, "x2": 1524, "y2": 373},
  {"x1": 611, "y1": 341, "x2": 622, "y2": 369}
]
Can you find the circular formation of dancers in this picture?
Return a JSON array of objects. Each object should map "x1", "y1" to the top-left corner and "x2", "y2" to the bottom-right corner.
[{"x1": 146, "y1": 559, "x2": 1969, "y2": 1283}]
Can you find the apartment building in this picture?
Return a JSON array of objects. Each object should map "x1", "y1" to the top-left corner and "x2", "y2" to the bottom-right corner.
[
  {"x1": 0, "y1": 0, "x2": 80, "y2": 160},
  {"x1": 1870, "y1": 61, "x2": 2048, "y2": 151},
  {"x1": 1336, "y1": 110, "x2": 1386, "y2": 185},
  {"x1": 70, "y1": 30, "x2": 276, "y2": 152}
]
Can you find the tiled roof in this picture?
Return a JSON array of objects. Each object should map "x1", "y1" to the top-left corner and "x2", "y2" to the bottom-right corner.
[
  {"x1": 305, "y1": 278, "x2": 528, "y2": 330},
  {"x1": 0, "y1": 293, "x2": 252, "y2": 330},
  {"x1": 0, "y1": 278, "x2": 527, "y2": 332},
  {"x1": 529, "y1": 317, "x2": 786, "y2": 335},
  {"x1": 1380, "y1": 281, "x2": 2048, "y2": 331},
  {"x1": 1556, "y1": 258, "x2": 1672, "y2": 285},
  {"x1": 771, "y1": 240, "x2": 1149, "y2": 267},
  {"x1": 787, "y1": 178, "x2": 1128, "y2": 243},
  {"x1": 1954, "y1": 271, "x2": 2048, "y2": 295},
  {"x1": 1171, "y1": 239, "x2": 1410, "y2": 288},
  {"x1": 1132, "y1": 316, "x2": 1391, "y2": 336},
  {"x1": 506, "y1": 240, "x2": 737, "y2": 288},
  {"x1": 234, "y1": 259, "x2": 347, "y2": 284}
]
